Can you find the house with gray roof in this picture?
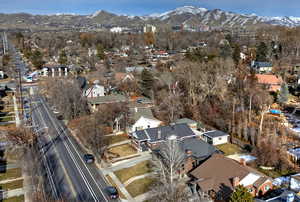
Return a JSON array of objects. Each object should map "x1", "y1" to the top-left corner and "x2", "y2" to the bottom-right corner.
[
  {"x1": 251, "y1": 61, "x2": 273, "y2": 73},
  {"x1": 87, "y1": 94, "x2": 128, "y2": 111},
  {"x1": 175, "y1": 118, "x2": 205, "y2": 131},
  {"x1": 202, "y1": 130, "x2": 229, "y2": 145},
  {"x1": 130, "y1": 123, "x2": 197, "y2": 152}
]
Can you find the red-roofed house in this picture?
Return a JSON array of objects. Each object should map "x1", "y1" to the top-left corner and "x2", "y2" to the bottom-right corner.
[{"x1": 255, "y1": 74, "x2": 283, "y2": 92}]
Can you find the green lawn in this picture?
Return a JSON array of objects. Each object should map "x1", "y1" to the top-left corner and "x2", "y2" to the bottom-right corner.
[
  {"x1": 106, "y1": 135, "x2": 129, "y2": 145},
  {"x1": 0, "y1": 168, "x2": 22, "y2": 181},
  {"x1": 115, "y1": 161, "x2": 152, "y2": 183},
  {"x1": 216, "y1": 143, "x2": 243, "y2": 156},
  {"x1": 126, "y1": 177, "x2": 155, "y2": 197},
  {"x1": 0, "y1": 179, "x2": 23, "y2": 190},
  {"x1": 3, "y1": 195, "x2": 24, "y2": 202}
]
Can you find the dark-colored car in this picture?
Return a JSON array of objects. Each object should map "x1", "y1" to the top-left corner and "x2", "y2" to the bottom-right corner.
[
  {"x1": 105, "y1": 186, "x2": 119, "y2": 199},
  {"x1": 83, "y1": 154, "x2": 95, "y2": 164}
]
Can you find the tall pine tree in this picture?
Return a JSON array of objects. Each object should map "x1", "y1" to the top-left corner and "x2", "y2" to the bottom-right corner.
[
  {"x1": 140, "y1": 69, "x2": 154, "y2": 98},
  {"x1": 256, "y1": 42, "x2": 268, "y2": 62}
]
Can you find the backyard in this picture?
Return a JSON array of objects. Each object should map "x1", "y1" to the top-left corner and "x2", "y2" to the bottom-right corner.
[{"x1": 216, "y1": 143, "x2": 243, "y2": 156}]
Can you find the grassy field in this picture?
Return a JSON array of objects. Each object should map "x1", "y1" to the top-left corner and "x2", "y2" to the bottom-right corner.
[
  {"x1": 115, "y1": 161, "x2": 152, "y2": 183},
  {"x1": 0, "y1": 179, "x2": 23, "y2": 190},
  {"x1": 105, "y1": 175, "x2": 126, "y2": 199},
  {"x1": 108, "y1": 144, "x2": 137, "y2": 157},
  {"x1": 0, "y1": 168, "x2": 22, "y2": 181},
  {"x1": 106, "y1": 135, "x2": 129, "y2": 145},
  {"x1": 216, "y1": 143, "x2": 243, "y2": 156},
  {"x1": 126, "y1": 177, "x2": 154, "y2": 197},
  {"x1": 3, "y1": 195, "x2": 24, "y2": 202}
]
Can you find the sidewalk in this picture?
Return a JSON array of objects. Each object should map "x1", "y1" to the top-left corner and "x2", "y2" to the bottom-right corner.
[
  {"x1": 13, "y1": 95, "x2": 20, "y2": 127},
  {"x1": 123, "y1": 173, "x2": 154, "y2": 186},
  {"x1": 0, "y1": 177, "x2": 23, "y2": 184}
]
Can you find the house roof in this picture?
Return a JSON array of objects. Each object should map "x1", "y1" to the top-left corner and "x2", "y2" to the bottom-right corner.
[
  {"x1": 88, "y1": 94, "x2": 127, "y2": 105},
  {"x1": 175, "y1": 118, "x2": 197, "y2": 125},
  {"x1": 130, "y1": 107, "x2": 155, "y2": 122},
  {"x1": 190, "y1": 154, "x2": 268, "y2": 194},
  {"x1": 203, "y1": 130, "x2": 229, "y2": 138},
  {"x1": 132, "y1": 123, "x2": 196, "y2": 142},
  {"x1": 256, "y1": 74, "x2": 283, "y2": 85},
  {"x1": 253, "y1": 62, "x2": 273, "y2": 68},
  {"x1": 179, "y1": 137, "x2": 216, "y2": 160},
  {"x1": 115, "y1": 72, "x2": 134, "y2": 82}
]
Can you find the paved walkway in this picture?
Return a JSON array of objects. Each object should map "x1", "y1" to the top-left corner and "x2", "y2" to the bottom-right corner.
[
  {"x1": 124, "y1": 173, "x2": 154, "y2": 186},
  {"x1": 107, "y1": 140, "x2": 131, "y2": 148},
  {"x1": 0, "y1": 177, "x2": 23, "y2": 184},
  {"x1": 109, "y1": 152, "x2": 151, "y2": 172}
]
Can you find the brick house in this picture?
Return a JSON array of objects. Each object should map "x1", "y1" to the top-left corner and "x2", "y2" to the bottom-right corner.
[{"x1": 190, "y1": 154, "x2": 273, "y2": 200}]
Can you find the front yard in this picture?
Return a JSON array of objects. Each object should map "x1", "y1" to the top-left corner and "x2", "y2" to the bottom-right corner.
[
  {"x1": 0, "y1": 168, "x2": 22, "y2": 181},
  {"x1": 114, "y1": 160, "x2": 152, "y2": 183},
  {"x1": 216, "y1": 143, "x2": 243, "y2": 156},
  {"x1": 108, "y1": 144, "x2": 137, "y2": 158},
  {"x1": 126, "y1": 177, "x2": 155, "y2": 197},
  {"x1": 106, "y1": 135, "x2": 129, "y2": 145}
]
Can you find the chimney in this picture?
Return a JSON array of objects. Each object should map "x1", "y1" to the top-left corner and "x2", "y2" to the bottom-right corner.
[
  {"x1": 186, "y1": 149, "x2": 192, "y2": 156},
  {"x1": 233, "y1": 177, "x2": 240, "y2": 187},
  {"x1": 158, "y1": 129, "x2": 161, "y2": 139},
  {"x1": 240, "y1": 158, "x2": 247, "y2": 166}
]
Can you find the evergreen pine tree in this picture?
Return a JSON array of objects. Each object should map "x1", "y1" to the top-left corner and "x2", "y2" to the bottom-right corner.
[
  {"x1": 58, "y1": 50, "x2": 68, "y2": 65},
  {"x1": 96, "y1": 44, "x2": 105, "y2": 60},
  {"x1": 256, "y1": 42, "x2": 268, "y2": 61},
  {"x1": 230, "y1": 185, "x2": 253, "y2": 202},
  {"x1": 140, "y1": 69, "x2": 154, "y2": 98}
]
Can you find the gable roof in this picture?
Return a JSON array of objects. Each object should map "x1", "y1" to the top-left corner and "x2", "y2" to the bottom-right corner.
[
  {"x1": 203, "y1": 130, "x2": 229, "y2": 138},
  {"x1": 190, "y1": 154, "x2": 268, "y2": 194},
  {"x1": 175, "y1": 118, "x2": 197, "y2": 125},
  {"x1": 130, "y1": 107, "x2": 155, "y2": 122},
  {"x1": 88, "y1": 94, "x2": 127, "y2": 105},
  {"x1": 115, "y1": 72, "x2": 134, "y2": 82},
  {"x1": 132, "y1": 123, "x2": 196, "y2": 142}
]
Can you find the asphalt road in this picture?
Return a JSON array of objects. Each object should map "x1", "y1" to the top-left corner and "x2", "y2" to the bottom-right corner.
[{"x1": 31, "y1": 95, "x2": 114, "y2": 201}]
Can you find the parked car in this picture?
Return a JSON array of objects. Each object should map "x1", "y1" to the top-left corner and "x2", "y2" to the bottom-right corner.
[
  {"x1": 83, "y1": 154, "x2": 95, "y2": 164},
  {"x1": 105, "y1": 186, "x2": 119, "y2": 199}
]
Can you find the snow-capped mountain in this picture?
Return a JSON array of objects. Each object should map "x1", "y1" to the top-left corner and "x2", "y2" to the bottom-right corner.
[
  {"x1": 89, "y1": 6, "x2": 300, "y2": 28},
  {"x1": 1, "y1": 6, "x2": 300, "y2": 30}
]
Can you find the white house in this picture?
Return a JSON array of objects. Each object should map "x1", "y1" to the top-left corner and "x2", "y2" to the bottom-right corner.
[
  {"x1": 202, "y1": 130, "x2": 229, "y2": 145},
  {"x1": 290, "y1": 174, "x2": 300, "y2": 192},
  {"x1": 129, "y1": 107, "x2": 162, "y2": 132},
  {"x1": 131, "y1": 116, "x2": 162, "y2": 132},
  {"x1": 85, "y1": 84, "x2": 105, "y2": 98}
]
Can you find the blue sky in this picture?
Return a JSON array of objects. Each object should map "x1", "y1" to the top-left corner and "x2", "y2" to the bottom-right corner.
[{"x1": 0, "y1": 0, "x2": 300, "y2": 17}]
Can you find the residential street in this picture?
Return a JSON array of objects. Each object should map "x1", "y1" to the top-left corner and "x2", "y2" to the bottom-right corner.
[{"x1": 31, "y1": 94, "x2": 115, "y2": 201}]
